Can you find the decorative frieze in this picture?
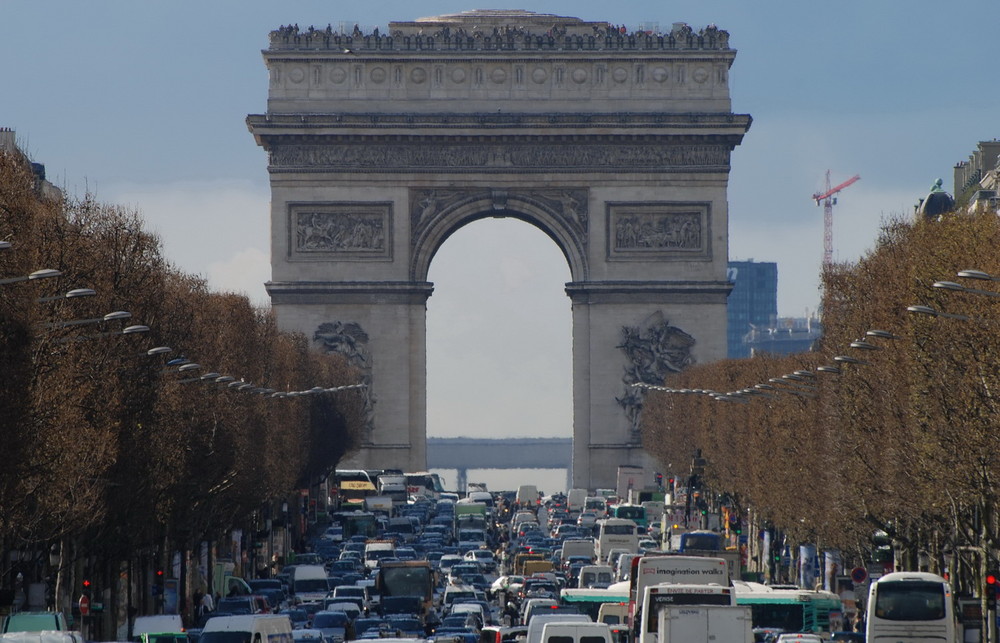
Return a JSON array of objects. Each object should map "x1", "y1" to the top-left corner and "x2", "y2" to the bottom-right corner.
[
  {"x1": 606, "y1": 201, "x2": 712, "y2": 261},
  {"x1": 270, "y1": 143, "x2": 729, "y2": 173},
  {"x1": 288, "y1": 202, "x2": 392, "y2": 260}
]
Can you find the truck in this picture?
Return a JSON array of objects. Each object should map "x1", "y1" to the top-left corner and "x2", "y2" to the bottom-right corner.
[
  {"x1": 567, "y1": 489, "x2": 588, "y2": 517},
  {"x1": 364, "y1": 495, "x2": 393, "y2": 515},
  {"x1": 562, "y1": 539, "x2": 596, "y2": 561},
  {"x1": 376, "y1": 474, "x2": 407, "y2": 503},
  {"x1": 374, "y1": 561, "x2": 436, "y2": 623},
  {"x1": 652, "y1": 600, "x2": 752, "y2": 643},
  {"x1": 616, "y1": 466, "x2": 646, "y2": 501},
  {"x1": 454, "y1": 501, "x2": 488, "y2": 538},
  {"x1": 637, "y1": 583, "x2": 750, "y2": 643}
]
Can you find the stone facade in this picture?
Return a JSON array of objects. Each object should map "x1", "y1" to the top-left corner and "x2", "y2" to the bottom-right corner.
[{"x1": 247, "y1": 10, "x2": 751, "y2": 489}]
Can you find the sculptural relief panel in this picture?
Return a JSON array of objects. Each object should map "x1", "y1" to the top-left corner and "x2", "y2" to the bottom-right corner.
[
  {"x1": 606, "y1": 201, "x2": 712, "y2": 261},
  {"x1": 288, "y1": 201, "x2": 392, "y2": 261},
  {"x1": 270, "y1": 143, "x2": 729, "y2": 173}
]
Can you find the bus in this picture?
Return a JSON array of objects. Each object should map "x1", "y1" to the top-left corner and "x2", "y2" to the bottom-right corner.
[
  {"x1": 866, "y1": 571, "x2": 959, "y2": 643},
  {"x1": 733, "y1": 582, "x2": 844, "y2": 635},
  {"x1": 610, "y1": 504, "x2": 648, "y2": 529},
  {"x1": 405, "y1": 471, "x2": 445, "y2": 500},
  {"x1": 560, "y1": 586, "x2": 629, "y2": 621},
  {"x1": 333, "y1": 510, "x2": 377, "y2": 540},
  {"x1": 670, "y1": 529, "x2": 723, "y2": 552},
  {"x1": 595, "y1": 518, "x2": 641, "y2": 562},
  {"x1": 333, "y1": 469, "x2": 377, "y2": 509}
]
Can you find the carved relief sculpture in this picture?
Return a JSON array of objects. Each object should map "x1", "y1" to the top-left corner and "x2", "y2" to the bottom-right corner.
[
  {"x1": 289, "y1": 202, "x2": 392, "y2": 260},
  {"x1": 314, "y1": 321, "x2": 376, "y2": 439},
  {"x1": 606, "y1": 202, "x2": 711, "y2": 261},
  {"x1": 616, "y1": 311, "x2": 696, "y2": 435}
]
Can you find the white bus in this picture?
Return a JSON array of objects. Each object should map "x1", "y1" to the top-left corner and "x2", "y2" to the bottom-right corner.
[
  {"x1": 596, "y1": 518, "x2": 640, "y2": 562},
  {"x1": 866, "y1": 571, "x2": 959, "y2": 643}
]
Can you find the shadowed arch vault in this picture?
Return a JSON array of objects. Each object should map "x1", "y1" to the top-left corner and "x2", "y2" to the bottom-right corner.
[{"x1": 247, "y1": 10, "x2": 751, "y2": 488}]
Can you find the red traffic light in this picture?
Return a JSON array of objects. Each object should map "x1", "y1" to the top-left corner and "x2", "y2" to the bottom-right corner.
[
  {"x1": 988, "y1": 574, "x2": 997, "y2": 585},
  {"x1": 156, "y1": 569, "x2": 164, "y2": 577},
  {"x1": 82, "y1": 579, "x2": 91, "y2": 588}
]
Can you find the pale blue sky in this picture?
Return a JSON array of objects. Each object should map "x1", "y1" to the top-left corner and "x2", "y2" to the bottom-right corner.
[{"x1": 4, "y1": 2, "x2": 998, "y2": 489}]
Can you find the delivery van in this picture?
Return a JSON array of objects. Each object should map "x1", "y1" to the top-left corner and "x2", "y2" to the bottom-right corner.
[{"x1": 200, "y1": 615, "x2": 293, "y2": 643}]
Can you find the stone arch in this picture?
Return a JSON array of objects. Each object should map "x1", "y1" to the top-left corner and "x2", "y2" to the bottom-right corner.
[
  {"x1": 409, "y1": 189, "x2": 589, "y2": 283},
  {"x1": 248, "y1": 10, "x2": 751, "y2": 489}
]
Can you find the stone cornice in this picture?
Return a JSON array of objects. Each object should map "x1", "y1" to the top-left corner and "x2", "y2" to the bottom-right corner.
[
  {"x1": 248, "y1": 112, "x2": 752, "y2": 132},
  {"x1": 566, "y1": 280, "x2": 733, "y2": 304},
  {"x1": 266, "y1": 280, "x2": 433, "y2": 305}
]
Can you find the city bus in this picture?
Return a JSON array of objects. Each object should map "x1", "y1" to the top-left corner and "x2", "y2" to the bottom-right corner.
[
  {"x1": 333, "y1": 469, "x2": 377, "y2": 510},
  {"x1": 609, "y1": 504, "x2": 648, "y2": 529},
  {"x1": 866, "y1": 571, "x2": 959, "y2": 642},
  {"x1": 732, "y1": 582, "x2": 844, "y2": 635},
  {"x1": 405, "y1": 471, "x2": 445, "y2": 500}
]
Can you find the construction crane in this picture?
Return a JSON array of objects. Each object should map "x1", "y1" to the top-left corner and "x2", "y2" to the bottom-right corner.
[{"x1": 812, "y1": 171, "x2": 860, "y2": 265}]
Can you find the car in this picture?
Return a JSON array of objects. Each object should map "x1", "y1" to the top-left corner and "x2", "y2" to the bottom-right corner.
[
  {"x1": 775, "y1": 635, "x2": 823, "y2": 643},
  {"x1": 291, "y1": 629, "x2": 325, "y2": 643},
  {"x1": 280, "y1": 608, "x2": 310, "y2": 630},
  {"x1": 463, "y1": 550, "x2": 497, "y2": 573},
  {"x1": 576, "y1": 513, "x2": 598, "y2": 528},
  {"x1": 489, "y1": 575, "x2": 525, "y2": 600},
  {"x1": 352, "y1": 617, "x2": 385, "y2": 638},
  {"x1": 384, "y1": 615, "x2": 424, "y2": 637},
  {"x1": 311, "y1": 611, "x2": 351, "y2": 643}
]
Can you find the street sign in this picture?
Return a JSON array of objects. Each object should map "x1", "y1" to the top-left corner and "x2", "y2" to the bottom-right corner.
[
  {"x1": 851, "y1": 566, "x2": 868, "y2": 584},
  {"x1": 78, "y1": 595, "x2": 90, "y2": 616}
]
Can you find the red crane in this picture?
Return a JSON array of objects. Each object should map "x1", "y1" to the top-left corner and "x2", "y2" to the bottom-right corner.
[{"x1": 812, "y1": 171, "x2": 860, "y2": 265}]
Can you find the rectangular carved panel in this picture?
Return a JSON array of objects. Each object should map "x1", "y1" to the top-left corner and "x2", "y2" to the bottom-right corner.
[
  {"x1": 288, "y1": 201, "x2": 392, "y2": 261},
  {"x1": 606, "y1": 201, "x2": 711, "y2": 261}
]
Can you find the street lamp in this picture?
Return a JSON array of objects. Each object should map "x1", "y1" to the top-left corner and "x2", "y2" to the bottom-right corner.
[
  {"x1": 933, "y1": 280, "x2": 1000, "y2": 299},
  {"x1": 958, "y1": 269, "x2": 1000, "y2": 282},
  {"x1": 36, "y1": 288, "x2": 96, "y2": 303},
  {"x1": 0, "y1": 268, "x2": 62, "y2": 286},
  {"x1": 906, "y1": 305, "x2": 970, "y2": 321}
]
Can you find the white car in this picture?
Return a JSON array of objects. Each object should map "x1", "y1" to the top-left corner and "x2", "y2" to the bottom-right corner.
[
  {"x1": 577, "y1": 512, "x2": 598, "y2": 528},
  {"x1": 464, "y1": 549, "x2": 497, "y2": 572}
]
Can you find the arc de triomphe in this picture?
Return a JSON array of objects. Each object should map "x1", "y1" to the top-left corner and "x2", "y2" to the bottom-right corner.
[{"x1": 247, "y1": 10, "x2": 751, "y2": 489}]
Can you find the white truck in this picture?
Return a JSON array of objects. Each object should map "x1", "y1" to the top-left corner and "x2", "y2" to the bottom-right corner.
[
  {"x1": 562, "y1": 538, "x2": 597, "y2": 561},
  {"x1": 567, "y1": 488, "x2": 588, "y2": 517},
  {"x1": 639, "y1": 584, "x2": 751, "y2": 643}
]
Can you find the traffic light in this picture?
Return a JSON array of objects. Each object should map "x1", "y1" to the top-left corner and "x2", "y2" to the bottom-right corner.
[
  {"x1": 82, "y1": 578, "x2": 92, "y2": 590},
  {"x1": 986, "y1": 572, "x2": 998, "y2": 610},
  {"x1": 655, "y1": 472, "x2": 663, "y2": 488}
]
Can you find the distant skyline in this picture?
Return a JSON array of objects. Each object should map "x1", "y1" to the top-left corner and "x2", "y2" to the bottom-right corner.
[{"x1": 4, "y1": 2, "x2": 998, "y2": 479}]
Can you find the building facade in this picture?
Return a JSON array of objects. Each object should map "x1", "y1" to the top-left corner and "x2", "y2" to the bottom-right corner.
[{"x1": 726, "y1": 260, "x2": 777, "y2": 359}]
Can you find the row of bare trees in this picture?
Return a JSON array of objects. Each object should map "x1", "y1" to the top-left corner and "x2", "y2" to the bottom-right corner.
[
  {"x1": 0, "y1": 148, "x2": 365, "y2": 616},
  {"x1": 642, "y1": 208, "x2": 1000, "y2": 595}
]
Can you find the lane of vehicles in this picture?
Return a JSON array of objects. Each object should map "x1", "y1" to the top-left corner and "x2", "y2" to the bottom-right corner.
[{"x1": 27, "y1": 482, "x2": 962, "y2": 643}]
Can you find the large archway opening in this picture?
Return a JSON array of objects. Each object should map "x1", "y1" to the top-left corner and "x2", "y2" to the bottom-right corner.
[{"x1": 426, "y1": 217, "x2": 572, "y2": 494}]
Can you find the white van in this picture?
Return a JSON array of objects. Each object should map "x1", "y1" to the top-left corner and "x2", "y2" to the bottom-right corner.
[
  {"x1": 291, "y1": 564, "x2": 330, "y2": 601},
  {"x1": 132, "y1": 615, "x2": 184, "y2": 641},
  {"x1": 542, "y1": 622, "x2": 612, "y2": 643},
  {"x1": 200, "y1": 615, "x2": 292, "y2": 643},
  {"x1": 516, "y1": 485, "x2": 539, "y2": 506},
  {"x1": 526, "y1": 614, "x2": 591, "y2": 643},
  {"x1": 0, "y1": 633, "x2": 84, "y2": 643}
]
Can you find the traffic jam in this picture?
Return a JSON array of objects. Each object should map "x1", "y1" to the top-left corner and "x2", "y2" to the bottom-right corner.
[
  {"x1": 173, "y1": 470, "x2": 862, "y2": 643},
  {"x1": 6, "y1": 469, "x2": 892, "y2": 643}
]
